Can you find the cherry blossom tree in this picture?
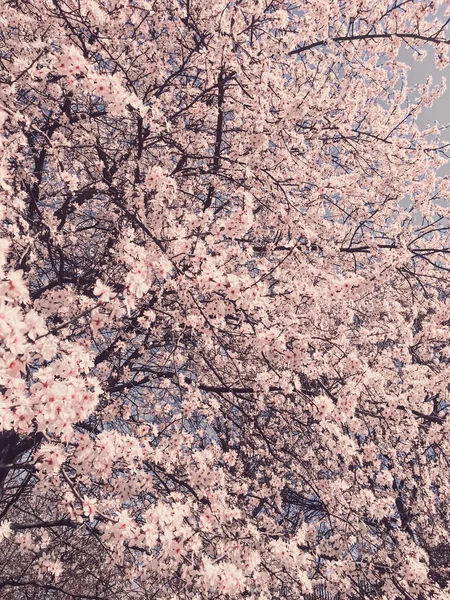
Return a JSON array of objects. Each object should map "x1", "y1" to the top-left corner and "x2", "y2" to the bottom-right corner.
[{"x1": 1, "y1": 0, "x2": 450, "y2": 598}]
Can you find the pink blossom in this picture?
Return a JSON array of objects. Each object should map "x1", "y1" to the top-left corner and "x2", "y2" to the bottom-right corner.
[
  {"x1": 82, "y1": 496, "x2": 98, "y2": 521},
  {"x1": 93, "y1": 279, "x2": 115, "y2": 303}
]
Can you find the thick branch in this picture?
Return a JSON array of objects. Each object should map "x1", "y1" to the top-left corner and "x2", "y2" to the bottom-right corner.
[{"x1": 289, "y1": 31, "x2": 450, "y2": 55}]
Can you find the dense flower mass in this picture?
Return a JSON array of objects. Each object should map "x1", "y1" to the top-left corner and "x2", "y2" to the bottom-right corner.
[{"x1": 1, "y1": 0, "x2": 450, "y2": 598}]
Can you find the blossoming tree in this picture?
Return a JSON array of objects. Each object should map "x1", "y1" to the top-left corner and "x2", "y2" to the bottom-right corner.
[{"x1": 1, "y1": 0, "x2": 450, "y2": 598}]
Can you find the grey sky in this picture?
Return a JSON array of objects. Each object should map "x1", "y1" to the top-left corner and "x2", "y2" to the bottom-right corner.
[{"x1": 398, "y1": 44, "x2": 450, "y2": 176}]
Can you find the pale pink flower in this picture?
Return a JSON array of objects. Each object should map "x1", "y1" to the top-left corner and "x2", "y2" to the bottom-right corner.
[
  {"x1": 6, "y1": 270, "x2": 28, "y2": 301},
  {"x1": 0, "y1": 520, "x2": 12, "y2": 541},
  {"x1": 82, "y1": 496, "x2": 98, "y2": 521},
  {"x1": 93, "y1": 279, "x2": 115, "y2": 302},
  {"x1": 24, "y1": 310, "x2": 47, "y2": 340},
  {"x1": 36, "y1": 444, "x2": 65, "y2": 474}
]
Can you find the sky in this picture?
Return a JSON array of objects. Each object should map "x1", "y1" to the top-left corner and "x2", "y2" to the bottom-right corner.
[{"x1": 399, "y1": 15, "x2": 450, "y2": 176}]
